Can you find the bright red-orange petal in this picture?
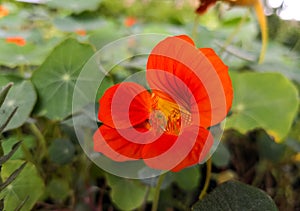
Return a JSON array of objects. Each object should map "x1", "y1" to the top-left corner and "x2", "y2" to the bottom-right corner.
[
  {"x1": 199, "y1": 48, "x2": 233, "y2": 115},
  {"x1": 98, "y1": 82, "x2": 151, "y2": 129},
  {"x1": 195, "y1": 0, "x2": 217, "y2": 15},
  {"x1": 142, "y1": 125, "x2": 213, "y2": 171},
  {"x1": 94, "y1": 125, "x2": 145, "y2": 161},
  {"x1": 0, "y1": 5, "x2": 9, "y2": 18},
  {"x1": 171, "y1": 127, "x2": 213, "y2": 172},
  {"x1": 146, "y1": 35, "x2": 232, "y2": 127},
  {"x1": 5, "y1": 37, "x2": 26, "y2": 46}
]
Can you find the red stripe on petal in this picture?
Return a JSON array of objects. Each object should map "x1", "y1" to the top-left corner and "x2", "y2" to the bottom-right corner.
[{"x1": 98, "y1": 82, "x2": 151, "y2": 129}]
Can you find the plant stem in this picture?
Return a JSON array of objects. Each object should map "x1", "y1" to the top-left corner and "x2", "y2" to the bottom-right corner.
[
  {"x1": 199, "y1": 158, "x2": 212, "y2": 200},
  {"x1": 219, "y1": 9, "x2": 250, "y2": 56},
  {"x1": 28, "y1": 123, "x2": 47, "y2": 159},
  {"x1": 192, "y1": 15, "x2": 200, "y2": 41},
  {"x1": 151, "y1": 173, "x2": 166, "y2": 211}
]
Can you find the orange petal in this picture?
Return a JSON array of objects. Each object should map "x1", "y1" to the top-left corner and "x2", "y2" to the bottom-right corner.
[
  {"x1": 0, "y1": 5, "x2": 9, "y2": 18},
  {"x1": 147, "y1": 35, "x2": 232, "y2": 127},
  {"x1": 75, "y1": 29, "x2": 86, "y2": 36},
  {"x1": 124, "y1": 17, "x2": 137, "y2": 27},
  {"x1": 93, "y1": 125, "x2": 144, "y2": 161},
  {"x1": 98, "y1": 82, "x2": 151, "y2": 129},
  {"x1": 197, "y1": 48, "x2": 233, "y2": 122},
  {"x1": 5, "y1": 36, "x2": 26, "y2": 46},
  {"x1": 142, "y1": 125, "x2": 213, "y2": 171}
]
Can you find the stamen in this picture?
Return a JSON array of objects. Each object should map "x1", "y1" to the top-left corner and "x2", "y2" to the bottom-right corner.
[{"x1": 149, "y1": 93, "x2": 192, "y2": 135}]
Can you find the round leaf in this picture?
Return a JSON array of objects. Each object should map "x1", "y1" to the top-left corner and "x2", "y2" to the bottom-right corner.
[
  {"x1": 173, "y1": 166, "x2": 200, "y2": 191},
  {"x1": 31, "y1": 38, "x2": 94, "y2": 120},
  {"x1": 0, "y1": 78, "x2": 37, "y2": 131},
  {"x1": 0, "y1": 160, "x2": 45, "y2": 211},
  {"x1": 105, "y1": 173, "x2": 147, "y2": 211},
  {"x1": 192, "y1": 180, "x2": 277, "y2": 211},
  {"x1": 226, "y1": 72, "x2": 299, "y2": 142},
  {"x1": 48, "y1": 139, "x2": 75, "y2": 165}
]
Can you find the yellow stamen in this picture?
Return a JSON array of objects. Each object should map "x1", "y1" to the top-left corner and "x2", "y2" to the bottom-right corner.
[{"x1": 149, "y1": 93, "x2": 191, "y2": 135}]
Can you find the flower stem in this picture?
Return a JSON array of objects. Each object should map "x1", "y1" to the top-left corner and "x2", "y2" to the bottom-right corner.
[
  {"x1": 219, "y1": 9, "x2": 250, "y2": 56},
  {"x1": 151, "y1": 173, "x2": 166, "y2": 211},
  {"x1": 28, "y1": 123, "x2": 47, "y2": 159},
  {"x1": 199, "y1": 158, "x2": 212, "y2": 200},
  {"x1": 192, "y1": 15, "x2": 200, "y2": 41}
]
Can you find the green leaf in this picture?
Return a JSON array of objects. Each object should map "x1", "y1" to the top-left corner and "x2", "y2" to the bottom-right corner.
[
  {"x1": 0, "y1": 79, "x2": 37, "y2": 131},
  {"x1": 256, "y1": 130, "x2": 286, "y2": 162},
  {"x1": 173, "y1": 166, "x2": 200, "y2": 191},
  {"x1": 0, "y1": 82, "x2": 13, "y2": 106},
  {"x1": 0, "y1": 40, "x2": 52, "y2": 68},
  {"x1": 192, "y1": 180, "x2": 278, "y2": 211},
  {"x1": 46, "y1": 0, "x2": 102, "y2": 14},
  {"x1": 106, "y1": 173, "x2": 147, "y2": 211},
  {"x1": 0, "y1": 162, "x2": 26, "y2": 191},
  {"x1": 226, "y1": 72, "x2": 299, "y2": 142},
  {"x1": 53, "y1": 14, "x2": 106, "y2": 32},
  {"x1": 1, "y1": 135, "x2": 35, "y2": 160},
  {"x1": 48, "y1": 139, "x2": 75, "y2": 165},
  {"x1": 0, "y1": 141, "x2": 22, "y2": 165},
  {"x1": 31, "y1": 38, "x2": 94, "y2": 120},
  {"x1": 46, "y1": 178, "x2": 70, "y2": 201},
  {"x1": 0, "y1": 160, "x2": 45, "y2": 211}
]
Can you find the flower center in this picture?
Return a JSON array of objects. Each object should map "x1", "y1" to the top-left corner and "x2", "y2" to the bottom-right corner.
[{"x1": 149, "y1": 93, "x2": 191, "y2": 136}]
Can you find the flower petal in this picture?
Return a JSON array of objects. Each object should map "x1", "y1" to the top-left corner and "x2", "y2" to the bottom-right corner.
[
  {"x1": 147, "y1": 35, "x2": 232, "y2": 127},
  {"x1": 171, "y1": 127, "x2": 213, "y2": 172},
  {"x1": 142, "y1": 125, "x2": 213, "y2": 171},
  {"x1": 98, "y1": 82, "x2": 151, "y2": 129},
  {"x1": 93, "y1": 125, "x2": 145, "y2": 161}
]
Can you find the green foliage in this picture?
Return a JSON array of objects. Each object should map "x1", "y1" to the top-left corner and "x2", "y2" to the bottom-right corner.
[
  {"x1": 46, "y1": 0, "x2": 102, "y2": 14},
  {"x1": 192, "y1": 180, "x2": 278, "y2": 211},
  {"x1": 172, "y1": 166, "x2": 200, "y2": 191},
  {"x1": 105, "y1": 173, "x2": 148, "y2": 210},
  {"x1": 31, "y1": 38, "x2": 94, "y2": 120},
  {"x1": 48, "y1": 139, "x2": 75, "y2": 165},
  {"x1": 0, "y1": 160, "x2": 44, "y2": 211},
  {"x1": 0, "y1": 78, "x2": 36, "y2": 131},
  {"x1": 226, "y1": 72, "x2": 299, "y2": 142}
]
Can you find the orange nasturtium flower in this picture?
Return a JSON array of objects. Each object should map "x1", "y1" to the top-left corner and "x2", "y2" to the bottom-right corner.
[
  {"x1": 5, "y1": 36, "x2": 26, "y2": 46},
  {"x1": 0, "y1": 5, "x2": 9, "y2": 18},
  {"x1": 93, "y1": 35, "x2": 233, "y2": 172},
  {"x1": 196, "y1": 0, "x2": 267, "y2": 63},
  {"x1": 124, "y1": 16, "x2": 137, "y2": 27},
  {"x1": 75, "y1": 29, "x2": 87, "y2": 36}
]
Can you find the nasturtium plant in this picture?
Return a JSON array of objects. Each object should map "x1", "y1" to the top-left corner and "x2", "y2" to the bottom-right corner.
[
  {"x1": 105, "y1": 173, "x2": 148, "y2": 211},
  {"x1": 31, "y1": 38, "x2": 94, "y2": 120},
  {"x1": 226, "y1": 72, "x2": 299, "y2": 142},
  {"x1": 0, "y1": 160, "x2": 44, "y2": 211}
]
